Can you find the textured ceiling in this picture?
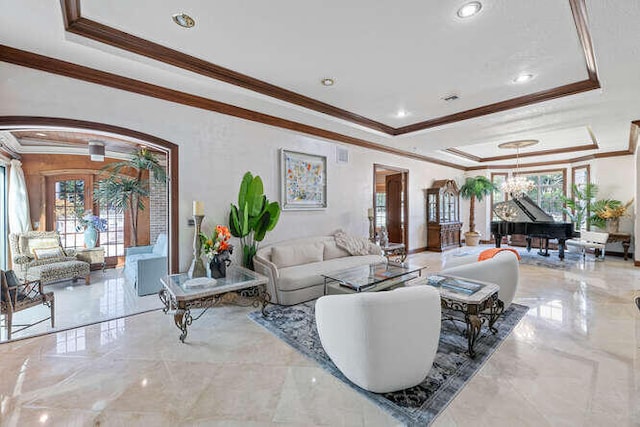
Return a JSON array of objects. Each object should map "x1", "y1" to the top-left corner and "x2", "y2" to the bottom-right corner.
[{"x1": 0, "y1": 0, "x2": 639, "y2": 166}]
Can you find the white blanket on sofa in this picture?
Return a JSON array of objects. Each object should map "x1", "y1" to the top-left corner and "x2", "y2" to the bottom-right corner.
[{"x1": 334, "y1": 231, "x2": 372, "y2": 256}]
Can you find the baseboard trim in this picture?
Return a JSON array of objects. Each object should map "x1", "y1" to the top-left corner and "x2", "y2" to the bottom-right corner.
[{"x1": 408, "y1": 247, "x2": 427, "y2": 255}]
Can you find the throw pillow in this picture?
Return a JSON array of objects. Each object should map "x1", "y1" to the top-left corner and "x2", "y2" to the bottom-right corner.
[
  {"x1": 272, "y1": 243, "x2": 324, "y2": 268},
  {"x1": 334, "y1": 231, "x2": 372, "y2": 256},
  {"x1": 323, "y1": 241, "x2": 351, "y2": 260},
  {"x1": 33, "y1": 246, "x2": 65, "y2": 260}
]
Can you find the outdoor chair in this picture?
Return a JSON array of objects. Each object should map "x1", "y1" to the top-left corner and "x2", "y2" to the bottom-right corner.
[{"x1": 1, "y1": 269, "x2": 55, "y2": 340}]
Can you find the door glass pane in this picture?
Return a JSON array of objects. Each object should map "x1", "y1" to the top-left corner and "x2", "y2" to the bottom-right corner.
[
  {"x1": 98, "y1": 184, "x2": 125, "y2": 257},
  {"x1": 54, "y1": 179, "x2": 86, "y2": 249}
]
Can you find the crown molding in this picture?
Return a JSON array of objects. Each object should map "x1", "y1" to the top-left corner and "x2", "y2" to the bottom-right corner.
[
  {"x1": 0, "y1": 45, "x2": 464, "y2": 170},
  {"x1": 446, "y1": 141, "x2": 599, "y2": 163},
  {"x1": 59, "y1": 0, "x2": 600, "y2": 136}
]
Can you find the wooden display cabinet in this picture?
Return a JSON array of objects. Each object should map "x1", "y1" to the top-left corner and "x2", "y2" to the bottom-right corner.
[{"x1": 426, "y1": 180, "x2": 462, "y2": 251}]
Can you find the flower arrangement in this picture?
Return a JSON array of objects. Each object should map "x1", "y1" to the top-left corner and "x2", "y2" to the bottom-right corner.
[
  {"x1": 594, "y1": 199, "x2": 633, "y2": 220},
  {"x1": 590, "y1": 198, "x2": 634, "y2": 230},
  {"x1": 75, "y1": 210, "x2": 108, "y2": 232},
  {"x1": 199, "y1": 225, "x2": 233, "y2": 259}
]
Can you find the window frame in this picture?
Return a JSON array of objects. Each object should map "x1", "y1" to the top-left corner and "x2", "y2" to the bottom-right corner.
[
  {"x1": 516, "y1": 168, "x2": 567, "y2": 221},
  {"x1": 46, "y1": 174, "x2": 94, "y2": 250},
  {"x1": 490, "y1": 172, "x2": 508, "y2": 221}
]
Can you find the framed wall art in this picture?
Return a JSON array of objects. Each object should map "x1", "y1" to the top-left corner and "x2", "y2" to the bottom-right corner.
[{"x1": 281, "y1": 149, "x2": 327, "y2": 210}]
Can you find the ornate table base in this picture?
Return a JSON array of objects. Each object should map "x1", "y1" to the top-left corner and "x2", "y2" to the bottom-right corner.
[
  {"x1": 382, "y1": 243, "x2": 407, "y2": 263},
  {"x1": 159, "y1": 284, "x2": 270, "y2": 343},
  {"x1": 440, "y1": 292, "x2": 504, "y2": 358}
]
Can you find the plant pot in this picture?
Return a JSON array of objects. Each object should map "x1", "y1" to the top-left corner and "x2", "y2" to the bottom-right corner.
[
  {"x1": 606, "y1": 218, "x2": 620, "y2": 233},
  {"x1": 209, "y1": 250, "x2": 232, "y2": 279},
  {"x1": 464, "y1": 232, "x2": 481, "y2": 246}
]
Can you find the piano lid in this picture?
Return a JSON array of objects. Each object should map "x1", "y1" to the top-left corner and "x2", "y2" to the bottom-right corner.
[{"x1": 493, "y1": 195, "x2": 554, "y2": 222}]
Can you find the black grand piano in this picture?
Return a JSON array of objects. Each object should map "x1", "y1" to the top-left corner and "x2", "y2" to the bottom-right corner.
[{"x1": 491, "y1": 195, "x2": 574, "y2": 260}]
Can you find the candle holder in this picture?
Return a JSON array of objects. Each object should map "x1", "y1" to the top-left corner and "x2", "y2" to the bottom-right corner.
[
  {"x1": 368, "y1": 213, "x2": 375, "y2": 242},
  {"x1": 188, "y1": 214, "x2": 206, "y2": 278}
]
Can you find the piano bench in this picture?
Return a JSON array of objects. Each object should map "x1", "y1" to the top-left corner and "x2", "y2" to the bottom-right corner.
[{"x1": 565, "y1": 231, "x2": 609, "y2": 261}]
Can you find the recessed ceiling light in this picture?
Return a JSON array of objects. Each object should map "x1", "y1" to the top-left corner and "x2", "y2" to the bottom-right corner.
[
  {"x1": 320, "y1": 78, "x2": 335, "y2": 87},
  {"x1": 172, "y1": 12, "x2": 195, "y2": 28},
  {"x1": 513, "y1": 73, "x2": 534, "y2": 83},
  {"x1": 457, "y1": 1, "x2": 482, "y2": 18},
  {"x1": 35, "y1": 132, "x2": 47, "y2": 137},
  {"x1": 396, "y1": 110, "x2": 408, "y2": 118}
]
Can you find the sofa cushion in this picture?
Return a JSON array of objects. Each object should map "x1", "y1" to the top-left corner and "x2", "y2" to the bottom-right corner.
[
  {"x1": 272, "y1": 242, "x2": 324, "y2": 268},
  {"x1": 20, "y1": 234, "x2": 61, "y2": 256},
  {"x1": 278, "y1": 255, "x2": 385, "y2": 291},
  {"x1": 323, "y1": 241, "x2": 351, "y2": 260},
  {"x1": 33, "y1": 246, "x2": 65, "y2": 260}
]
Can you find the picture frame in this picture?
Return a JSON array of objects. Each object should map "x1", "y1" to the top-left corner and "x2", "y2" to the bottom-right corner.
[{"x1": 280, "y1": 149, "x2": 327, "y2": 210}]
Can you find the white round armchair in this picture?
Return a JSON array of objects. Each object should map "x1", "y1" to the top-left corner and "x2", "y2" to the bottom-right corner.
[{"x1": 315, "y1": 286, "x2": 441, "y2": 393}]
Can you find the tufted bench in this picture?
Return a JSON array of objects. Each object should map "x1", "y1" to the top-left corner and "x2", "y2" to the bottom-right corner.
[{"x1": 28, "y1": 260, "x2": 91, "y2": 285}]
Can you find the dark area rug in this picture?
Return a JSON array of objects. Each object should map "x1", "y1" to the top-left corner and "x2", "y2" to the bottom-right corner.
[
  {"x1": 249, "y1": 300, "x2": 528, "y2": 426},
  {"x1": 516, "y1": 247, "x2": 585, "y2": 270}
]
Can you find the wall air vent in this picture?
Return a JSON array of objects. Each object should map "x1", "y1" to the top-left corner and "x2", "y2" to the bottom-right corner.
[{"x1": 336, "y1": 146, "x2": 349, "y2": 164}]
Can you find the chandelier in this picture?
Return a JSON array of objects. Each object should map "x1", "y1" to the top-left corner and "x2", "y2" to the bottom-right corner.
[{"x1": 498, "y1": 140, "x2": 538, "y2": 199}]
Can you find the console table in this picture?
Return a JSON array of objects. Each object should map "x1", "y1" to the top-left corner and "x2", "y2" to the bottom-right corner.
[
  {"x1": 607, "y1": 232, "x2": 631, "y2": 260},
  {"x1": 159, "y1": 267, "x2": 269, "y2": 342}
]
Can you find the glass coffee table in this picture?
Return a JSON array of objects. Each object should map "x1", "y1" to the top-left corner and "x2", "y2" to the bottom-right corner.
[
  {"x1": 159, "y1": 266, "x2": 269, "y2": 342},
  {"x1": 322, "y1": 262, "x2": 424, "y2": 295}
]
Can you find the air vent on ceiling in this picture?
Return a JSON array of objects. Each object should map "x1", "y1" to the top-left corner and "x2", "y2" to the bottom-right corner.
[
  {"x1": 442, "y1": 94, "x2": 459, "y2": 102},
  {"x1": 336, "y1": 146, "x2": 349, "y2": 164}
]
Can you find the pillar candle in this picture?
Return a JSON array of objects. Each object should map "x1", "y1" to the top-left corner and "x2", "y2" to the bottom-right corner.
[
  {"x1": 367, "y1": 208, "x2": 374, "y2": 218},
  {"x1": 193, "y1": 201, "x2": 204, "y2": 216}
]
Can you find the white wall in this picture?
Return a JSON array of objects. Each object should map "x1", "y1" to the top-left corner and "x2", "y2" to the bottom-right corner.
[
  {"x1": 591, "y1": 156, "x2": 635, "y2": 233},
  {"x1": 0, "y1": 65, "x2": 462, "y2": 270}
]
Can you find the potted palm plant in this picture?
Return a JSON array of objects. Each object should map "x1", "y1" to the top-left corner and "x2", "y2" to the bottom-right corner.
[
  {"x1": 560, "y1": 183, "x2": 598, "y2": 231},
  {"x1": 460, "y1": 176, "x2": 497, "y2": 246},
  {"x1": 229, "y1": 172, "x2": 281, "y2": 269},
  {"x1": 93, "y1": 148, "x2": 166, "y2": 246}
]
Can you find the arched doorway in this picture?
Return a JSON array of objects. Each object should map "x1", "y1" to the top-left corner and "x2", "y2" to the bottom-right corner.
[{"x1": 0, "y1": 116, "x2": 179, "y2": 273}]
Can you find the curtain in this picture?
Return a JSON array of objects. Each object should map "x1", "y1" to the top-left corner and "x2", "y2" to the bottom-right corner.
[{"x1": 8, "y1": 159, "x2": 32, "y2": 233}]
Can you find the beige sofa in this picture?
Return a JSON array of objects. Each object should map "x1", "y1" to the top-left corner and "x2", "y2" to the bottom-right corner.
[{"x1": 254, "y1": 236, "x2": 385, "y2": 305}]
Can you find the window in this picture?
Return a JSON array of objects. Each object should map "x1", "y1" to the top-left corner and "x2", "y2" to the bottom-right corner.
[
  {"x1": 98, "y1": 198, "x2": 125, "y2": 258},
  {"x1": 490, "y1": 173, "x2": 508, "y2": 220},
  {"x1": 52, "y1": 178, "x2": 89, "y2": 249},
  {"x1": 571, "y1": 165, "x2": 590, "y2": 229},
  {"x1": 523, "y1": 170, "x2": 565, "y2": 220},
  {"x1": 375, "y1": 192, "x2": 386, "y2": 230},
  {"x1": 0, "y1": 165, "x2": 6, "y2": 270}
]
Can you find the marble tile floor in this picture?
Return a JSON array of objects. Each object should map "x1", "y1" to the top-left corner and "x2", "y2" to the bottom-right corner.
[
  {"x1": 0, "y1": 268, "x2": 162, "y2": 342},
  {"x1": 0, "y1": 245, "x2": 638, "y2": 426}
]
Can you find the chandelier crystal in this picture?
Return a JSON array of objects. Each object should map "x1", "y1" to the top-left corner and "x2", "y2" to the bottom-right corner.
[
  {"x1": 501, "y1": 175, "x2": 535, "y2": 198},
  {"x1": 497, "y1": 139, "x2": 539, "y2": 199}
]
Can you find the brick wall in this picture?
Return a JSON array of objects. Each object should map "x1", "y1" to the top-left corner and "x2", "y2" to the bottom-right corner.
[{"x1": 149, "y1": 160, "x2": 168, "y2": 244}]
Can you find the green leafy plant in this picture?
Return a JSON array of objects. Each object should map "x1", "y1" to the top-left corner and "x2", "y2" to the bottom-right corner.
[
  {"x1": 559, "y1": 183, "x2": 598, "y2": 231},
  {"x1": 459, "y1": 176, "x2": 497, "y2": 234},
  {"x1": 229, "y1": 172, "x2": 281, "y2": 269},
  {"x1": 93, "y1": 148, "x2": 167, "y2": 246}
]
